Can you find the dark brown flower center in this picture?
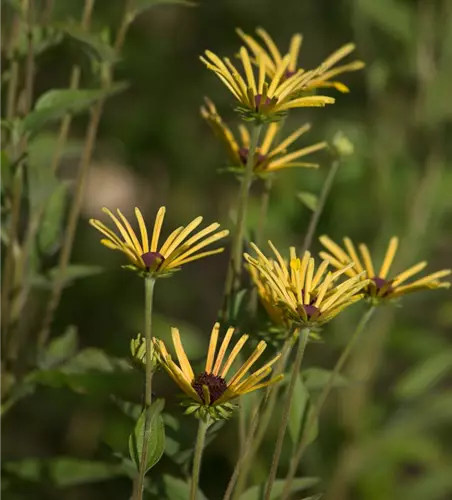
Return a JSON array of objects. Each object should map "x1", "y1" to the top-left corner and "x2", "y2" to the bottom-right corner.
[
  {"x1": 371, "y1": 276, "x2": 394, "y2": 296},
  {"x1": 302, "y1": 304, "x2": 320, "y2": 319},
  {"x1": 284, "y1": 69, "x2": 297, "y2": 80},
  {"x1": 192, "y1": 372, "x2": 228, "y2": 404},
  {"x1": 141, "y1": 251, "x2": 165, "y2": 270},
  {"x1": 254, "y1": 94, "x2": 272, "y2": 110},
  {"x1": 239, "y1": 147, "x2": 267, "y2": 167}
]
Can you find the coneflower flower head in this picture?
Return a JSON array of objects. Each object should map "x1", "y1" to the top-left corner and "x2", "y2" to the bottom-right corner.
[
  {"x1": 89, "y1": 207, "x2": 229, "y2": 279},
  {"x1": 153, "y1": 322, "x2": 283, "y2": 421},
  {"x1": 200, "y1": 46, "x2": 335, "y2": 123},
  {"x1": 245, "y1": 241, "x2": 370, "y2": 331},
  {"x1": 201, "y1": 97, "x2": 327, "y2": 177},
  {"x1": 319, "y1": 235, "x2": 451, "y2": 303},
  {"x1": 236, "y1": 27, "x2": 365, "y2": 94}
]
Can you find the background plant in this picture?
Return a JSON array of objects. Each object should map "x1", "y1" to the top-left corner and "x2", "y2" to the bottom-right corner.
[{"x1": 2, "y1": 1, "x2": 452, "y2": 500}]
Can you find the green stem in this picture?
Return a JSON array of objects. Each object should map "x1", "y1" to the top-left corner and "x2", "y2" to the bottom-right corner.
[
  {"x1": 133, "y1": 277, "x2": 156, "y2": 500},
  {"x1": 301, "y1": 156, "x2": 341, "y2": 254},
  {"x1": 264, "y1": 328, "x2": 310, "y2": 500},
  {"x1": 249, "y1": 176, "x2": 274, "y2": 317},
  {"x1": 190, "y1": 417, "x2": 211, "y2": 500},
  {"x1": 280, "y1": 306, "x2": 376, "y2": 500},
  {"x1": 51, "y1": 0, "x2": 95, "y2": 175},
  {"x1": 10, "y1": 0, "x2": 95, "y2": 355},
  {"x1": 255, "y1": 176, "x2": 273, "y2": 248},
  {"x1": 222, "y1": 123, "x2": 262, "y2": 321},
  {"x1": 225, "y1": 337, "x2": 293, "y2": 500}
]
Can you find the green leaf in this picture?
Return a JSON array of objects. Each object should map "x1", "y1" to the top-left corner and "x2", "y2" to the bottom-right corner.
[
  {"x1": 27, "y1": 136, "x2": 59, "y2": 214},
  {"x1": 31, "y1": 347, "x2": 138, "y2": 396},
  {"x1": 288, "y1": 374, "x2": 310, "y2": 444},
  {"x1": 37, "y1": 325, "x2": 78, "y2": 369},
  {"x1": 16, "y1": 25, "x2": 63, "y2": 58},
  {"x1": 239, "y1": 477, "x2": 320, "y2": 500},
  {"x1": 133, "y1": 0, "x2": 197, "y2": 17},
  {"x1": 38, "y1": 181, "x2": 68, "y2": 253},
  {"x1": 129, "y1": 399, "x2": 166, "y2": 473},
  {"x1": 4, "y1": 458, "x2": 126, "y2": 486},
  {"x1": 55, "y1": 22, "x2": 117, "y2": 63},
  {"x1": 162, "y1": 475, "x2": 208, "y2": 500},
  {"x1": 395, "y1": 349, "x2": 452, "y2": 400},
  {"x1": 23, "y1": 83, "x2": 128, "y2": 137},
  {"x1": 297, "y1": 191, "x2": 318, "y2": 212},
  {"x1": 302, "y1": 368, "x2": 351, "y2": 391}
]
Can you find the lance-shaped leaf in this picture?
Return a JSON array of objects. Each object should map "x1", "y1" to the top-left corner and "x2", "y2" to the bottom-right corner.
[
  {"x1": 23, "y1": 83, "x2": 128, "y2": 137},
  {"x1": 55, "y1": 22, "x2": 116, "y2": 63},
  {"x1": 129, "y1": 399, "x2": 166, "y2": 473}
]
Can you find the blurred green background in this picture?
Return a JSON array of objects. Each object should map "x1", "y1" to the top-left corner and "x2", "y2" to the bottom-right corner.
[{"x1": 2, "y1": 0, "x2": 452, "y2": 499}]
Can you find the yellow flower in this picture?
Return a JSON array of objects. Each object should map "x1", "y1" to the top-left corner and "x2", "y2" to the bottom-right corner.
[
  {"x1": 247, "y1": 263, "x2": 290, "y2": 330},
  {"x1": 237, "y1": 27, "x2": 365, "y2": 93},
  {"x1": 245, "y1": 242, "x2": 369, "y2": 328},
  {"x1": 319, "y1": 235, "x2": 451, "y2": 301},
  {"x1": 154, "y1": 322, "x2": 283, "y2": 420},
  {"x1": 200, "y1": 46, "x2": 335, "y2": 122},
  {"x1": 201, "y1": 98, "x2": 327, "y2": 176},
  {"x1": 89, "y1": 207, "x2": 229, "y2": 278}
]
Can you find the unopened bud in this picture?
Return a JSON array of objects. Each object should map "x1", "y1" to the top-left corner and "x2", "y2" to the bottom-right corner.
[{"x1": 332, "y1": 131, "x2": 354, "y2": 157}]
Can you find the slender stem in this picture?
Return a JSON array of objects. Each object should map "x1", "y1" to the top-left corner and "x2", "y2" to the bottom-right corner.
[
  {"x1": 225, "y1": 337, "x2": 293, "y2": 500},
  {"x1": 37, "y1": 0, "x2": 134, "y2": 347},
  {"x1": 51, "y1": 0, "x2": 95, "y2": 174},
  {"x1": 6, "y1": 0, "x2": 35, "y2": 353},
  {"x1": 255, "y1": 176, "x2": 273, "y2": 248},
  {"x1": 5, "y1": 13, "x2": 21, "y2": 120},
  {"x1": 10, "y1": 0, "x2": 95, "y2": 348},
  {"x1": 237, "y1": 356, "x2": 247, "y2": 459},
  {"x1": 42, "y1": 0, "x2": 54, "y2": 23},
  {"x1": 249, "y1": 176, "x2": 274, "y2": 316},
  {"x1": 23, "y1": 0, "x2": 35, "y2": 116},
  {"x1": 132, "y1": 277, "x2": 156, "y2": 500},
  {"x1": 1, "y1": 0, "x2": 33, "y2": 348},
  {"x1": 264, "y1": 328, "x2": 310, "y2": 500},
  {"x1": 1, "y1": 167, "x2": 23, "y2": 351},
  {"x1": 190, "y1": 417, "x2": 211, "y2": 500},
  {"x1": 300, "y1": 156, "x2": 341, "y2": 254},
  {"x1": 280, "y1": 306, "x2": 376, "y2": 500},
  {"x1": 37, "y1": 101, "x2": 103, "y2": 347},
  {"x1": 222, "y1": 123, "x2": 262, "y2": 321}
]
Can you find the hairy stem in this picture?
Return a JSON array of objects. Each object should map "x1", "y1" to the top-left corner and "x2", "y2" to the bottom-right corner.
[
  {"x1": 249, "y1": 176, "x2": 274, "y2": 316},
  {"x1": 190, "y1": 417, "x2": 211, "y2": 500},
  {"x1": 222, "y1": 123, "x2": 262, "y2": 321},
  {"x1": 133, "y1": 277, "x2": 156, "y2": 500},
  {"x1": 281, "y1": 306, "x2": 376, "y2": 500},
  {"x1": 264, "y1": 328, "x2": 310, "y2": 500},
  {"x1": 225, "y1": 337, "x2": 293, "y2": 500}
]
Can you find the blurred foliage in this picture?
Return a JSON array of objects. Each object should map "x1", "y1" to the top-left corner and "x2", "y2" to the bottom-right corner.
[{"x1": 1, "y1": 0, "x2": 451, "y2": 499}]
